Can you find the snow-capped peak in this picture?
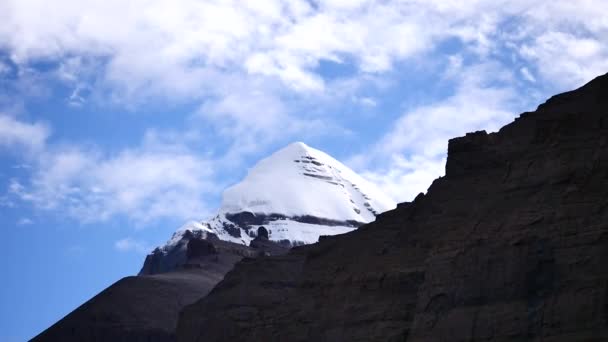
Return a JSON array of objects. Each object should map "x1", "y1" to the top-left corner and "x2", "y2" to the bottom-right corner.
[
  {"x1": 220, "y1": 141, "x2": 394, "y2": 223},
  {"x1": 153, "y1": 142, "x2": 396, "y2": 252}
]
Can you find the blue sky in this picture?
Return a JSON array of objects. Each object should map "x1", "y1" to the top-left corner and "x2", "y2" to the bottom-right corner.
[{"x1": 1, "y1": 1, "x2": 608, "y2": 340}]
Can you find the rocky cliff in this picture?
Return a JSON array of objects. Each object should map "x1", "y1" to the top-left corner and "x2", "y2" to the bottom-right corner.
[
  {"x1": 176, "y1": 73, "x2": 608, "y2": 341},
  {"x1": 32, "y1": 229, "x2": 288, "y2": 342}
]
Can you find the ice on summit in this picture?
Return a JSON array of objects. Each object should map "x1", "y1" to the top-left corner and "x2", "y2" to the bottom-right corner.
[
  {"x1": 221, "y1": 142, "x2": 394, "y2": 222},
  {"x1": 156, "y1": 142, "x2": 396, "y2": 249}
]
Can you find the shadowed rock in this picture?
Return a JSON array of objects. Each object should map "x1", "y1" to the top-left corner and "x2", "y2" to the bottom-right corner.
[
  {"x1": 256, "y1": 226, "x2": 269, "y2": 240},
  {"x1": 32, "y1": 230, "x2": 288, "y2": 342},
  {"x1": 176, "y1": 73, "x2": 608, "y2": 341}
]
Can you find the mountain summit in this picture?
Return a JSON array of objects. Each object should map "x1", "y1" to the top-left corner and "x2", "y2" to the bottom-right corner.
[
  {"x1": 177, "y1": 75, "x2": 608, "y2": 341},
  {"x1": 35, "y1": 142, "x2": 394, "y2": 341},
  {"x1": 139, "y1": 142, "x2": 395, "y2": 274},
  {"x1": 209, "y1": 141, "x2": 395, "y2": 245},
  {"x1": 34, "y1": 75, "x2": 608, "y2": 342}
]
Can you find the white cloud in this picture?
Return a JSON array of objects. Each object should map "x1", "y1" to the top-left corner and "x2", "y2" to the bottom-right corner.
[
  {"x1": 0, "y1": 0, "x2": 606, "y2": 96},
  {"x1": 3, "y1": 111, "x2": 342, "y2": 226},
  {"x1": 0, "y1": 1, "x2": 606, "y2": 164},
  {"x1": 361, "y1": 155, "x2": 446, "y2": 203},
  {"x1": 0, "y1": 0, "x2": 604, "y2": 125},
  {"x1": 195, "y1": 74, "x2": 348, "y2": 160},
  {"x1": 520, "y1": 67, "x2": 536, "y2": 83},
  {"x1": 5, "y1": 114, "x2": 217, "y2": 223},
  {"x1": 17, "y1": 146, "x2": 215, "y2": 223},
  {"x1": 353, "y1": 96, "x2": 377, "y2": 107},
  {"x1": 383, "y1": 66, "x2": 514, "y2": 158},
  {"x1": 352, "y1": 62, "x2": 519, "y2": 202},
  {"x1": 0, "y1": 114, "x2": 49, "y2": 153},
  {"x1": 2, "y1": 0, "x2": 608, "y2": 216},
  {"x1": 519, "y1": 32, "x2": 608, "y2": 89},
  {"x1": 199, "y1": 87, "x2": 288, "y2": 140},
  {"x1": 114, "y1": 237, "x2": 149, "y2": 254}
]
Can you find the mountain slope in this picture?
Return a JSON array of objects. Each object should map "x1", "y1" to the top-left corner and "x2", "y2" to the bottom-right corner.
[
  {"x1": 140, "y1": 143, "x2": 394, "y2": 276},
  {"x1": 177, "y1": 73, "x2": 608, "y2": 341},
  {"x1": 221, "y1": 142, "x2": 393, "y2": 222},
  {"x1": 32, "y1": 230, "x2": 288, "y2": 342},
  {"x1": 33, "y1": 142, "x2": 389, "y2": 341},
  {"x1": 207, "y1": 142, "x2": 395, "y2": 246}
]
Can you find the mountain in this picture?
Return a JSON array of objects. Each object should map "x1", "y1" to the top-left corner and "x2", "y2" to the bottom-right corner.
[
  {"x1": 140, "y1": 142, "x2": 395, "y2": 275},
  {"x1": 209, "y1": 142, "x2": 395, "y2": 245},
  {"x1": 32, "y1": 142, "x2": 393, "y2": 341},
  {"x1": 176, "y1": 73, "x2": 608, "y2": 341},
  {"x1": 32, "y1": 228, "x2": 288, "y2": 342}
]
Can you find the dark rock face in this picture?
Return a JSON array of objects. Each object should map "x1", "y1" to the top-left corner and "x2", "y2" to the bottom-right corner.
[
  {"x1": 33, "y1": 231, "x2": 289, "y2": 342},
  {"x1": 249, "y1": 226, "x2": 291, "y2": 256},
  {"x1": 186, "y1": 238, "x2": 218, "y2": 258},
  {"x1": 32, "y1": 272, "x2": 221, "y2": 342},
  {"x1": 139, "y1": 229, "x2": 211, "y2": 276},
  {"x1": 256, "y1": 226, "x2": 269, "y2": 240},
  {"x1": 177, "y1": 73, "x2": 608, "y2": 341}
]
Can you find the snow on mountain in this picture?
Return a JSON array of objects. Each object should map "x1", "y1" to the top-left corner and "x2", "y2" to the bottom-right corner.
[
  {"x1": 155, "y1": 142, "x2": 396, "y2": 250},
  {"x1": 224, "y1": 142, "x2": 393, "y2": 221},
  {"x1": 163, "y1": 221, "x2": 214, "y2": 250}
]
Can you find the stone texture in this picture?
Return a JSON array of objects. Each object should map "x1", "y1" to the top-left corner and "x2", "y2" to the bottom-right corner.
[
  {"x1": 176, "y1": 73, "x2": 608, "y2": 342},
  {"x1": 32, "y1": 232, "x2": 288, "y2": 342},
  {"x1": 139, "y1": 229, "x2": 213, "y2": 276}
]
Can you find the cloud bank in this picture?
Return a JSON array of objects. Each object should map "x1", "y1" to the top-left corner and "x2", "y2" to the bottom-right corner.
[{"x1": 1, "y1": 0, "x2": 608, "y2": 221}]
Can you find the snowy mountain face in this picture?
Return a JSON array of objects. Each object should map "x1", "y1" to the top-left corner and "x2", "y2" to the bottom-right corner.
[
  {"x1": 148, "y1": 142, "x2": 395, "y2": 264},
  {"x1": 208, "y1": 142, "x2": 395, "y2": 245},
  {"x1": 139, "y1": 221, "x2": 212, "y2": 275}
]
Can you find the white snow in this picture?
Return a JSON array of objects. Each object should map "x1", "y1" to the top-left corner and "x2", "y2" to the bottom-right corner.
[
  {"x1": 205, "y1": 212, "x2": 358, "y2": 246},
  {"x1": 162, "y1": 220, "x2": 213, "y2": 251},
  {"x1": 261, "y1": 220, "x2": 355, "y2": 245},
  {"x1": 220, "y1": 142, "x2": 395, "y2": 222},
  {"x1": 152, "y1": 142, "x2": 396, "y2": 252}
]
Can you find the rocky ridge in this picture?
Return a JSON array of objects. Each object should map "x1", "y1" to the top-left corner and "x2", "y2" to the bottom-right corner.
[
  {"x1": 33, "y1": 142, "x2": 394, "y2": 342},
  {"x1": 32, "y1": 228, "x2": 288, "y2": 342},
  {"x1": 139, "y1": 142, "x2": 396, "y2": 277},
  {"x1": 159, "y1": 142, "x2": 395, "y2": 249},
  {"x1": 176, "y1": 73, "x2": 608, "y2": 341}
]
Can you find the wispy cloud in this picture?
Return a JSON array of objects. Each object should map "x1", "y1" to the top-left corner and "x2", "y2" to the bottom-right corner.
[
  {"x1": 1, "y1": 1, "x2": 605, "y2": 148},
  {"x1": 353, "y1": 96, "x2": 377, "y2": 107},
  {"x1": 520, "y1": 31, "x2": 608, "y2": 89},
  {"x1": 2, "y1": 1, "x2": 604, "y2": 99},
  {"x1": 6, "y1": 118, "x2": 217, "y2": 224},
  {"x1": 0, "y1": 114, "x2": 49, "y2": 153},
  {"x1": 2, "y1": 0, "x2": 608, "y2": 219},
  {"x1": 0, "y1": 0, "x2": 436, "y2": 95},
  {"x1": 352, "y1": 61, "x2": 522, "y2": 202}
]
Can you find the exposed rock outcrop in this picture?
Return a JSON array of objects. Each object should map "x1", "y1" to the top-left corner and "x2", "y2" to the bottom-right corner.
[
  {"x1": 139, "y1": 229, "x2": 213, "y2": 276},
  {"x1": 32, "y1": 231, "x2": 288, "y2": 342},
  {"x1": 204, "y1": 142, "x2": 395, "y2": 246},
  {"x1": 176, "y1": 73, "x2": 608, "y2": 341}
]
